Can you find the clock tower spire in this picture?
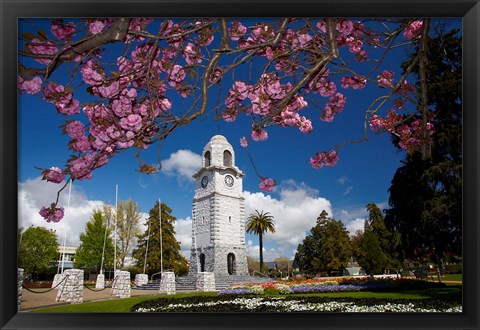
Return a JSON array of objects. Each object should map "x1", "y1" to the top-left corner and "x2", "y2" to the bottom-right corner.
[{"x1": 190, "y1": 135, "x2": 248, "y2": 276}]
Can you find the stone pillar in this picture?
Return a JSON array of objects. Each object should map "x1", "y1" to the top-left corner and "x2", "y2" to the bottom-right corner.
[
  {"x1": 196, "y1": 272, "x2": 216, "y2": 292},
  {"x1": 135, "y1": 273, "x2": 148, "y2": 287},
  {"x1": 52, "y1": 273, "x2": 65, "y2": 288},
  {"x1": 56, "y1": 269, "x2": 84, "y2": 304},
  {"x1": 158, "y1": 272, "x2": 175, "y2": 295},
  {"x1": 95, "y1": 273, "x2": 105, "y2": 289},
  {"x1": 111, "y1": 270, "x2": 131, "y2": 298},
  {"x1": 18, "y1": 268, "x2": 24, "y2": 311}
]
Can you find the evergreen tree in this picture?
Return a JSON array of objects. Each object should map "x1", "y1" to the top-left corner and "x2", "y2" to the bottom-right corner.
[
  {"x1": 18, "y1": 226, "x2": 59, "y2": 280},
  {"x1": 132, "y1": 201, "x2": 189, "y2": 276},
  {"x1": 295, "y1": 211, "x2": 352, "y2": 277},
  {"x1": 385, "y1": 29, "x2": 462, "y2": 265},
  {"x1": 74, "y1": 210, "x2": 114, "y2": 273}
]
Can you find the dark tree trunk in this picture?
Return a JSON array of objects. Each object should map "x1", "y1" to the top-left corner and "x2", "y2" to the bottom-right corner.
[{"x1": 259, "y1": 233, "x2": 263, "y2": 274}]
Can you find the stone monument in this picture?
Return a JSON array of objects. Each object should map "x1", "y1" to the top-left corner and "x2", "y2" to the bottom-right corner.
[{"x1": 189, "y1": 135, "x2": 248, "y2": 276}]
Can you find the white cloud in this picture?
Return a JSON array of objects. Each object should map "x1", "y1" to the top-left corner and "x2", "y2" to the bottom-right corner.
[
  {"x1": 173, "y1": 217, "x2": 192, "y2": 259},
  {"x1": 345, "y1": 218, "x2": 366, "y2": 235},
  {"x1": 244, "y1": 181, "x2": 332, "y2": 259},
  {"x1": 337, "y1": 176, "x2": 349, "y2": 185},
  {"x1": 162, "y1": 150, "x2": 201, "y2": 181},
  {"x1": 18, "y1": 177, "x2": 104, "y2": 247},
  {"x1": 343, "y1": 186, "x2": 354, "y2": 195}
]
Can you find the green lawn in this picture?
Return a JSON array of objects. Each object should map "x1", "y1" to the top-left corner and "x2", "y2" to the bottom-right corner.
[
  {"x1": 441, "y1": 274, "x2": 462, "y2": 282},
  {"x1": 30, "y1": 287, "x2": 461, "y2": 313}
]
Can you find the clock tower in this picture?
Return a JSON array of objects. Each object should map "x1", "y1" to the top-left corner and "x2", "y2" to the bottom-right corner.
[{"x1": 189, "y1": 135, "x2": 248, "y2": 276}]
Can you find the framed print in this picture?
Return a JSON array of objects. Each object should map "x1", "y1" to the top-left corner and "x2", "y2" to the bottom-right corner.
[{"x1": 1, "y1": 0, "x2": 479, "y2": 329}]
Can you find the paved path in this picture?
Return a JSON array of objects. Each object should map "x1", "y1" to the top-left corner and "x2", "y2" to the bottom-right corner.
[{"x1": 20, "y1": 288, "x2": 165, "y2": 311}]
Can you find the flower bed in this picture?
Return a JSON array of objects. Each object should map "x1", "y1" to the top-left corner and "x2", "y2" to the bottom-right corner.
[
  {"x1": 132, "y1": 296, "x2": 461, "y2": 313},
  {"x1": 218, "y1": 277, "x2": 446, "y2": 296}
]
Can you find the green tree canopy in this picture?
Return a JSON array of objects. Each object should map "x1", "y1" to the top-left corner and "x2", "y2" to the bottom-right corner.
[
  {"x1": 246, "y1": 210, "x2": 276, "y2": 274},
  {"x1": 132, "y1": 201, "x2": 188, "y2": 276},
  {"x1": 74, "y1": 210, "x2": 114, "y2": 273},
  {"x1": 18, "y1": 226, "x2": 59, "y2": 279},
  {"x1": 295, "y1": 210, "x2": 352, "y2": 277}
]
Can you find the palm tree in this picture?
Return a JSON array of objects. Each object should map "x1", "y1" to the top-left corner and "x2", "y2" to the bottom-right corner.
[{"x1": 246, "y1": 210, "x2": 276, "y2": 274}]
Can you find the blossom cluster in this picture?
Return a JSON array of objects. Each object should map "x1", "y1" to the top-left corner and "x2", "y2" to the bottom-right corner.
[
  {"x1": 309, "y1": 149, "x2": 339, "y2": 169},
  {"x1": 369, "y1": 110, "x2": 434, "y2": 153}
]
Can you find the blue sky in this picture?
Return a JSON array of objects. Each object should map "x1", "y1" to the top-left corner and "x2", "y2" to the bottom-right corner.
[{"x1": 17, "y1": 17, "x2": 461, "y2": 261}]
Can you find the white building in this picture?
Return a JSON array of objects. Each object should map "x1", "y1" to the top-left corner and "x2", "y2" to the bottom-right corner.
[
  {"x1": 56, "y1": 245, "x2": 77, "y2": 270},
  {"x1": 189, "y1": 135, "x2": 248, "y2": 276}
]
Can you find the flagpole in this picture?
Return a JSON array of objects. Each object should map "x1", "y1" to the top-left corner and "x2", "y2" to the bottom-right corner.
[
  {"x1": 60, "y1": 180, "x2": 72, "y2": 274},
  {"x1": 143, "y1": 221, "x2": 150, "y2": 274},
  {"x1": 159, "y1": 199, "x2": 163, "y2": 274},
  {"x1": 114, "y1": 185, "x2": 118, "y2": 274}
]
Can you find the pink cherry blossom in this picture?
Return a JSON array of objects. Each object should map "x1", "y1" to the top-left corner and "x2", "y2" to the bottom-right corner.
[
  {"x1": 341, "y1": 76, "x2": 366, "y2": 89},
  {"x1": 28, "y1": 38, "x2": 58, "y2": 65},
  {"x1": 80, "y1": 59, "x2": 105, "y2": 86},
  {"x1": 377, "y1": 70, "x2": 395, "y2": 88},
  {"x1": 259, "y1": 177, "x2": 276, "y2": 192},
  {"x1": 183, "y1": 43, "x2": 203, "y2": 65},
  {"x1": 73, "y1": 137, "x2": 92, "y2": 153},
  {"x1": 39, "y1": 204, "x2": 64, "y2": 222},
  {"x1": 66, "y1": 121, "x2": 86, "y2": 140},
  {"x1": 309, "y1": 150, "x2": 339, "y2": 169},
  {"x1": 404, "y1": 20, "x2": 423, "y2": 40},
  {"x1": 120, "y1": 114, "x2": 143, "y2": 132},
  {"x1": 229, "y1": 21, "x2": 248, "y2": 41},
  {"x1": 299, "y1": 117, "x2": 313, "y2": 134},
  {"x1": 251, "y1": 129, "x2": 268, "y2": 141},
  {"x1": 168, "y1": 65, "x2": 186, "y2": 87},
  {"x1": 18, "y1": 76, "x2": 42, "y2": 95},
  {"x1": 89, "y1": 20, "x2": 106, "y2": 35},
  {"x1": 336, "y1": 19, "x2": 354, "y2": 37},
  {"x1": 42, "y1": 167, "x2": 65, "y2": 183},
  {"x1": 51, "y1": 20, "x2": 76, "y2": 39},
  {"x1": 240, "y1": 137, "x2": 249, "y2": 148}
]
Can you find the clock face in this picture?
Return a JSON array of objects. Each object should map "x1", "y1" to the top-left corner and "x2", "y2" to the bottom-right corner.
[
  {"x1": 224, "y1": 174, "x2": 234, "y2": 187},
  {"x1": 201, "y1": 175, "x2": 209, "y2": 188}
]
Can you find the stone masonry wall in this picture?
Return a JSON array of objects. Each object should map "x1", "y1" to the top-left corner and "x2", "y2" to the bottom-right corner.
[
  {"x1": 196, "y1": 272, "x2": 216, "y2": 292},
  {"x1": 95, "y1": 273, "x2": 105, "y2": 289},
  {"x1": 158, "y1": 271, "x2": 175, "y2": 295},
  {"x1": 134, "y1": 273, "x2": 148, "y2": 287},
  {"x1": 17, "y1": 268, "x2": 23, "y2": 311},
  {"x1": 56, "y1": 269, "x2": 84, "y2": 304},
  {"x1": 111, "y1": 270, "x2": 131, "y2": 298}
]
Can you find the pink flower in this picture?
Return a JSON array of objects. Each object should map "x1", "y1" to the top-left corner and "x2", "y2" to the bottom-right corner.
[
  {"x1": 18, "y1": 76, "x2": 42, "y2": 95},
  {"x1": 168, "y1": 65, "x2": 186, "y2": 87},
  {"x1": 377, "y1": 70, "x2": 395, "y2": 88},
  {"x1": 183, "y1": 43, "x2": 203, "y2": 65},
  {"x1": 222, "y1": 108, "x2": 238, "y2": 122},
  {"x1": 229, "y1": 21, "x2": 247, "y2": 41},
  {"x1": 341, "y1": 76, "x2": 366, "y2": 90},
  {"x1": 336, "y1": 19, "x2": 354, "y2": 37},
  {"x1": 240, "y1": 137, "x2": 249, "y2": 148},
  {"x1": 310, "y1": 150, "x2": 339, "y2": 169},
  {"x1": 259, "y1": 177, "x2": 276, "y2": 192},
  {"x1": 316, "y1": 20, "x2": 327, "y2": 33},
  {"x1": 73, "y1": 137, "x2": 92, "y2": 153},
  {"x1": 89, "y1": 20, "x2": 106, "y2": 35},
  {"x1": 80, "y1": 59, "x2": 105, "y2": 86},
  {"x1": 404, "y1": 20, "x2": 423, "y2": 40},
  {"x1": 251, "y1": 129, "x2": 268, "y2": 141},
  {"x1": 299, "y1": 117, "x2": 313, "y2": 134},
  {"x1": 42, "y1": 167, "x2": 65, "y2": 183},
  {"x1": 318, "y1": 81, "x2": 337, "y2": 97},
  {"x1": 28, "y1": 38, "x2": 58, "y2": 65},
  {"x1": 39, "y1": 204, "x2": 64, "y2": 223},
  {"x1": 66, "y1": 121, "x2": 86, "y2": 140},
  {"x1": 51, "y1": 20, "x2": 76, "y2": 39},
  {"x1": 321, "y1": 93, "x2": 347, "y2": 122},
  {"x1": 120, "y1": 114, "x2": 143, "y2": 132}
]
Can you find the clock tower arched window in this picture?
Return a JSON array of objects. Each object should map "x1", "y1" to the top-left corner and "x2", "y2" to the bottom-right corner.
[
  {"x1": 223, "y1": 150, "x2": 232, "y2": 166},
  {"x1": 204, "y1": 151, "x2": 211, "y2": 167}
]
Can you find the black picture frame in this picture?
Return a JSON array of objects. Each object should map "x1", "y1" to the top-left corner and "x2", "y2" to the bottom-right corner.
[{"x1": 1, "y1": 0, "x2": 478, "y2": 329}]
